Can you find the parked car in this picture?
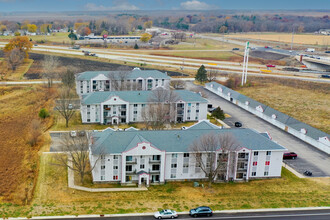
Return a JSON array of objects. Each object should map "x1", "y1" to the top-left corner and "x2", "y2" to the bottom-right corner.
[
  {"x1": 234, "y1": 122, "x2": 242, "y2": 127},
  {"x1": 325, "y1": 51, "x2": 330, "y2": 53},
  {"x1": 154, "y1": 209, "x2": 178, "y2": 219},
  {"x1": 232, "y1": 48, "x2": 239, "y2": 51},
  {"x1": 304, "y1": 170, "x2": 312, "y2": 176},
  {"x1": 70, "y1": 130, "x2": 77, "y2": 137},
  {"x1": 283, "y1": 152, "x2": 297, "y2": 159},
  {"x1": 78, "y1": 131, "x2": 85, "y2": 137},
  {"x1": 68, "y1": 104, "x2": 73, "y2": 109},
  {"x1": 321, "y1": 74, "x2": 330, "y2": 78},
  {"x1": 266, "y1": 64, "x2": 276, "y2": 68},
  {"x1": 189, "y1": 206, "x2": 213, "y2": 217}
]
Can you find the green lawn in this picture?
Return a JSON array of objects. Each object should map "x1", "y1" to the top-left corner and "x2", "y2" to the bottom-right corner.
[{"x1": 1, "y1": 153, "x2": 329, "y2": 218}]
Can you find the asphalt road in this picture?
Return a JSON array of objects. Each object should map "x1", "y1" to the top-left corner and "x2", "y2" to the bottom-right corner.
[
  {"x1": 42, "y1": 209, "x2": 330, "y2": 220},
  {"x1": 186, "y1": 82, "x2": 330, "y2": 177}
]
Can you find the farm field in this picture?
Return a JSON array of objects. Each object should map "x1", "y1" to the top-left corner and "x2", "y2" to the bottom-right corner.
[
  {"x1": 0, "y1": 85, "x2": 56, "y2": 205},
  {"x1": 236, "y1": 77, "x2": 330, "y2": 133},
  {"x1": 225, "y1": 32, "x2": 330, "y2": 46},
  {"x1": 1, "y1": 153, "x2": 329, "y2": 218},
  {"x1": 0, "y1": 32, "x2": 71, "y2": 44}
]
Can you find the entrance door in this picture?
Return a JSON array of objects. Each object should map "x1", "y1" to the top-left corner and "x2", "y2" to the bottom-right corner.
[{"x1": 113, "y1": 119, "x2": 117, "y2": 124}]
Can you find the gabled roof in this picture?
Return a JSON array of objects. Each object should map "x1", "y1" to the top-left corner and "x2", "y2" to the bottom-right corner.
[
  {"x1": 92, "y1": 127, "x2": 287, "y2": 155},
  {"x1": 186, "y1": 120, "x2": 221, "y2": 130},
  {"x1": 76, "y1": 69, "x2": 171, "y2": 81},
  {"x1": 82, "y1": 90, "x2": 208, "y2": 105}
]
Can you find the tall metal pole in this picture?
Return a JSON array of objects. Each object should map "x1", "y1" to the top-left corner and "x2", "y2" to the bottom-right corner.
[
  {"x1": 241, "y1": 44, "x2": 247, "y2": 86},
  {"x1": 242, "y1": 41, "x2": 249, "y2": 86},
  {"x1": 244, "y1": 47, "x2": 249, "y2": 84},
  {"x1": 291, "y1": 26, "x2": 294, "y2": 50}
]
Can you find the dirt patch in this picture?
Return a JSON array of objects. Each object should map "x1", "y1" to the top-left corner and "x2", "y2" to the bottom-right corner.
[{"x1": 22, "y1": 53, "x2": 185, "y2": 79}]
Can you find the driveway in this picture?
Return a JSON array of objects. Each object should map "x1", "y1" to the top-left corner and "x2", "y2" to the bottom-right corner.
[{"x1": 186, "y1": 82, "x2": 330, "y2": 177}]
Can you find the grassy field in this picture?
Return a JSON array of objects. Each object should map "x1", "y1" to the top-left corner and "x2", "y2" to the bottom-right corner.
[
  {"x1": 225, "y1": 32, "x2": 330, "y2": 46},
  {"x1": 0, "y1": 58, "x2": 34, "y2": 80},
  {"x1": 1, "y1": 153, "x2": 329, "y2": 218},
  {"x1": 0, "y1": 85, "x2": 57, "y2": 205},
  {"x1": 0, "y1": 33, "x2": 71, "y2": 44},
  {"x1": 168, "y1": 38, "x2": 243, "y2": 50},
  {"x1": 235, "y1": 77, "x2": 330, "y2": 133}
]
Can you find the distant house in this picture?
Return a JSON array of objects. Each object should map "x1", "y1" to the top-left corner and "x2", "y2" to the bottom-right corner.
[
  {"x1": 319, "y1": 29, "x2": 330, "y2": 35},
  {"x1": 76, "y1": 68, "x2": 171, "y2": 95},
  {"x1": 89, "y1": 120, "x2": 287, "y2": 186},
  {"x1": 80, "y1": 90, "x2": 207, "y2": 124}
]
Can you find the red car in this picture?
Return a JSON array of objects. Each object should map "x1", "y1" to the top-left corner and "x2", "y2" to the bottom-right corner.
[
  {"x1": 283, "y1": 152, "x2": 298, "y2": 159},
  {"x1": 266, "y1": 64, "x2": 276, "y2": 68}
]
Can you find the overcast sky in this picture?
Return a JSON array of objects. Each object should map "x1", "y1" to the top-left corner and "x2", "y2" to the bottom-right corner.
[{"x1": 0, "y1": 0, "x2": 329, "y2": 12}]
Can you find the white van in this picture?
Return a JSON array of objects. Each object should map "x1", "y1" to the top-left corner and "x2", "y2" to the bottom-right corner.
[{"x1": 306, "y1": 48, "x2": 315, "y2": 52}]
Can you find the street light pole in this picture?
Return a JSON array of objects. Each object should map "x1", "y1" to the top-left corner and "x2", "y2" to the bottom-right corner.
[{"x1": 241, "y1": 41, "x2": 250, "y2": 86}]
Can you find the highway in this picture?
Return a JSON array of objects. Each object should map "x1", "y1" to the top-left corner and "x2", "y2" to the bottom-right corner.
[
  {"x1": 186, "y1": 82, "x2": 330, "y2": 177},
  {"x1": 38, "y1": 209, "x2": 330, "y2": 220}
]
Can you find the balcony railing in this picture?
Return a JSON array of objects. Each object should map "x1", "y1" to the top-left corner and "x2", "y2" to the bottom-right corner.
[
  {"x1": 126, "y1": 158, "x2": 137, "y2": 164},
  {"x1": 149, "y1": 168, "x2": 160, "y2": 174},
  {"x1": 126, "y1": 169, "x2": 136, "y2": 174},
  {"x1": 149, "y1": 158, "x2": 161, "y2": 164}
]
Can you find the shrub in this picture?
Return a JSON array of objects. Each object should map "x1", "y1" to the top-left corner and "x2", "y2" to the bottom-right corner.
[
  {"x1": 39, "y1": 108, "x2": 49, "y2": 119},
  {"x1": 211, "y1": 107, "x2": 225, "y2": 120},
  {"x1": 134, "y1": 43, "x2": 139, "y2": 49}
]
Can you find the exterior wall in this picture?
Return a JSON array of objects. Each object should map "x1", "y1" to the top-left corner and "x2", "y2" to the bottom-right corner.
[
  {"x1": 91, "y1": 149, "x2": 284, "y2": 183},
  {"x1": 76, "y1": 75, "x2": 171, "y2": 95},
  {"x1": 205, "y1": 84, "x2": 330, "y2": 155},
  {"x1": 81, "y1": 100, "x2": 207, "y2": 124}
]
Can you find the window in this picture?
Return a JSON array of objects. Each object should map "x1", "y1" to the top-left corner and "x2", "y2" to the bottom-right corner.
[
  {"x1": 133, "y1": 111, "x2": 138, "y2": 114},
  {"x1": 172, "y1": 153, "x2": 178, "y2": 158},
  {"x1": 87, "y1": 119, "x2": 90, "y2": 122},
  {"x1": 254, "y1": 151, "x2": 259, "y2": 156},
  {"x1": 195, "y1": 116, "x2": 198, "y2": 120},
  {"x1": 188, "y1": 103, "x2": 191, "y2": 106},
  {"x1": 171, "y1": 164, "x2": 177, "y2": 168},
  {"x1": 170, "y1": 174, "x2": 176, "y2": 178},
  {"x1": 152, "y1": 164, "x2": 160, "y2": 171},
  {"x1": 264, "y1": 172, "x2": 269, "y2": 176},
  {"x1": 183, "y1": 163, "x2": 189, "y2": 168},
  {"x1": 101, "y1": 155, "x2": 105, "y2": 159},
  {"x1": 266, "y1": 151, "x2": 271, "y2": 156},
  {"x1": 126, "y1": 165, "x2": 132, "y2": 171},
  {"x1": 101, "y1": 165, "x2": 105, "y2": 169},
  {"x1": 101, "y1": 176, "x2": 105, "y2": 180},
  {"x1": 196, "y1": 103, "x2": 199, "y2": 106},
  {"x1": 196, "y1": 110, "x2": 199, "y2": 113},
  {"x1": 87, "y1": 112, "x2": 90, "y2": 115},
  {"x1": 141, "y1": 104, "x2": 146, "y2": 107},
  {"x1": 265, "y1": 161, "x2": 270, "y2": 166},
  {"x1": 140, "y1": 164, "x2": 145, "y2": 169},
  {"x1": 252, "y1": 172, "x2": 256, "y2": 176},
  {"x1": 134, "y1": 104, "x2": 138, "y2": 107},
  {"x1": 114, "y1": 155, "x2": 119, "y2": 159},
  {"x1": 113, "y1": 166, "x2": 118, "y2": 170},
  {"x1": 187, "y1": 110, "x2": 191, "y2": 113},
  {"x1": 253, "y1": 161, "x2": 258, "y2": 166},
  {"x1": 184, "y1": 153, "x2": 189, "y2": 158},
  {"x1": 152, "y1": 155, "x2": 161, "y2": 161},
  {"x1": 126, "y1": 156, "x2": 133, "y2": 161},
  {"x1": 121, "y1": 104, "x2": 126, "y2": 108},
  {"x1": 87, "y1": 105, "x2": 90, "y2": 108},
  {"x1": 187, "y1": 117, "x2": 190, "y2": 120},
  {"x1": 113, "y1": 175, "x2": 118, "y2": 180}
]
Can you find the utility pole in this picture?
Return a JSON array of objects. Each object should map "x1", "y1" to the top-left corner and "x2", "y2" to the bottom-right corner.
[
  {"x1": 241, "y1": 41, "x2": 250, "y2": 86},
  {"x1": 291, "y1": 26, "x2": 295, "y2": 50}
]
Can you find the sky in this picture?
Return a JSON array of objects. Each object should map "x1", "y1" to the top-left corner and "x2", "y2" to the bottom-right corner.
[{"x1": 0, "y1": 0, "x2": 329, "y2": 12}]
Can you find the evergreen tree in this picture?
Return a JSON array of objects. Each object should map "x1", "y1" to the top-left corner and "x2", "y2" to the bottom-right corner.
[
  {"x1": 134, "y1": 43, "x2": 139, "y2": 49},
  {"x1": 195, "y1": 65, "x2": 207, "y2": 83},
  {"x1": 211, "y1": 107, "x2": 225, "y2": 120}
]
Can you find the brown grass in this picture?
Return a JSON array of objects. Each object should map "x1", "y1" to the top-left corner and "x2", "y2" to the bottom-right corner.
[
  {"x1": 0, "y1": 85, "x2": 57, "y2": 204},
  {"x1": 226, "y1": 33, "x2": 330, "y2": 46},
  {"x1": 0, "y1": 59, "x2": 34, "y2": 80},
  {"x1": 235, "y1": 77, "x2": 330, "y2": 133},
  {"x1": 1, "y1": 153, "x2": 328, "y2": 218}
]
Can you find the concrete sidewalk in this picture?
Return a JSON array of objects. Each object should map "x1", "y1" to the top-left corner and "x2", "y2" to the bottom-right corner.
[{"x1": 67, "y1": 159, "x2": 148, "y2": 192}]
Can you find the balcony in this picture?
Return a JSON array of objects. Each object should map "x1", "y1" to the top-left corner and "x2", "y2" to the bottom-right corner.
[
  {"x1": 149, "y1": 158, "x2": 161, "y2": 164},
  {"x1": 126, "y1": 169, "x2": 136, "y2": 174},
  {"x1": 126, "y1": 158, "x2": 137, "y2": 164},
  {"x1": 149, "y1": 168, "x2": 160, "y2": 174},
  {"x1": 238, "y1": 157, "x2": 249, "y2": 161}
]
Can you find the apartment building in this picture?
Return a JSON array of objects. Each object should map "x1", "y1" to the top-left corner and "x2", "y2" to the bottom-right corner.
[
  {"x1": 80, "y1": 90, "x2": 208, "y2": 124},
  {"x1": 89, "y1": 120, "x2": 286, "y2": 186},
  {"x1": 76, "y1": 68, "x2": 171, "y2": 95}
]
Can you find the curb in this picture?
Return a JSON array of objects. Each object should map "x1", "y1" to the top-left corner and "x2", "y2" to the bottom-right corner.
[{"x1": 5, "y1": 207, "x2": 330, "y2": 219}]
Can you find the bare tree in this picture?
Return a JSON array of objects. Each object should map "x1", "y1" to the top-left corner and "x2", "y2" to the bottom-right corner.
[
  {"x1": 5, "y1": 48, "x2": 24, "y2": 71},
  {"x1": 55, "y1": 88, "x2": 75, "y2": 127},
  {"x1": 60, "y1": 66, "x2": 77, "y2": 88},
  {"x1": 43, "y1": 55, "x2": 60, "y2": 88},
  {"x1": 170, "y1": 80, "x2": 185, "y2": 89},
  {"x1": 108, "y1": 66, "x2": 133, "y2": 91},
  {"x1": 28, "y1": 119, "x2": 42, "y2": 146},
  {"x1": 207, "y1": 68, "x2": 218, "y2": 82},
  {"x1": 189, "y1": 133, "x2": 240, "y2": 187},
  {"x1": 54, "y1": 132, "x2": 104, "y2": 184},
  {"x1": 141, "y1": 88, "x2": 179, "y2": 130}
]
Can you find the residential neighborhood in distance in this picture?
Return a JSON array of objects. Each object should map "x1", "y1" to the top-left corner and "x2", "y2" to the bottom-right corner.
[{"x1": 0, "y1": 0, "x2": 329, "y2": 219}]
